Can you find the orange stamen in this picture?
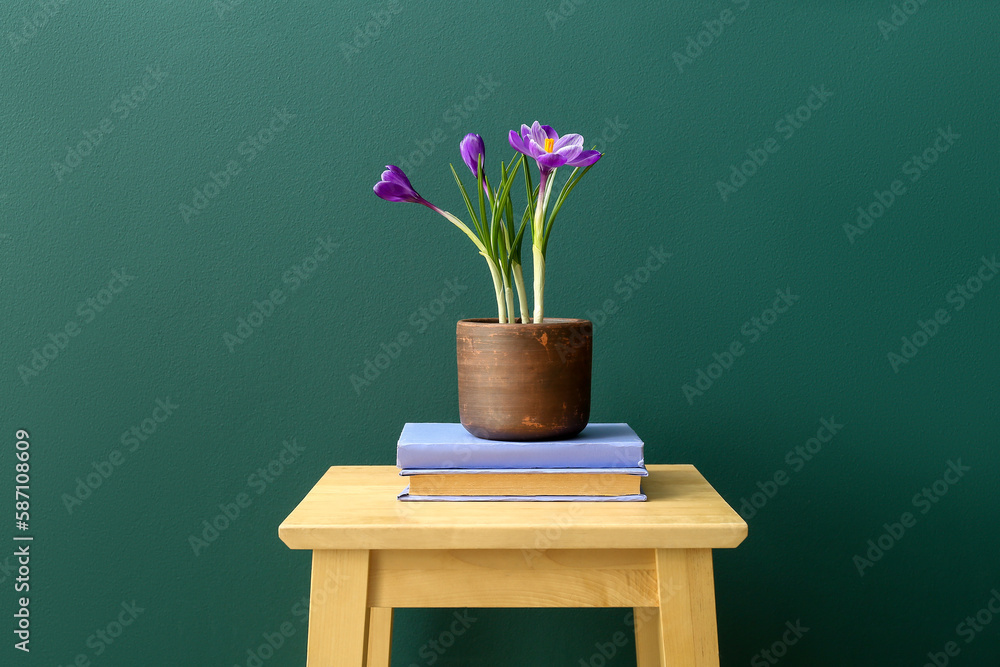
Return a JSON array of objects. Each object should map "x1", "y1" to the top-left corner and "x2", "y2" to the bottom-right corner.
[{"x1": 544, "y1": 138, "x2": 555, "y2": 152}]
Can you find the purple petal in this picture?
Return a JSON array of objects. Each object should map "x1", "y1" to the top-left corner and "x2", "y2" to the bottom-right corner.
[
  {"x1": 522, "y1": 138, "x2": 545, "y2": 160},
  {"x1": 511, "y1": 129, "x2": 544, "y2": 159},
  {"x1": 374, "y1": 181, "x2": 416, "y2": 202},
  {"x1": 508, "y1": 129, "x2": 528, "y2": 155},
  {"x1": 382, "y1": 165, "x2": 413, "y2": 189},
  {"x1": 375, "y1": 164, "x2": 424, "y2": 203},
  {"x1": 536, "y1": 152, "x2": 568, "y2": 170},
  {"x1": 529, "y1": 121, "x2": 549, "y2": 148},
  {"x1": 460, "y1": 133, "x2": 485, "y2": 177},
  {"x1": 554, "y1": 145, "x2": 583, "y2": 162},
  {"x1": 566, "y1": 150, "x2": 602, "y2": 168},
  {"x1": 540, "y1": 124, "x2": 558, "y2": 140},
  {"x1": 554, "y1": 133, "x2": 584, "y2": 150}
]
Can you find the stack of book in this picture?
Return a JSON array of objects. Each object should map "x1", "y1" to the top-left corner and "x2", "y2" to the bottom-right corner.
[{"x1": 396, "y1": 423, "x2": 646, "y2": 501}]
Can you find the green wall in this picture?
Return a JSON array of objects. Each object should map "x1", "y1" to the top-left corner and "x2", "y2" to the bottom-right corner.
[{"x1": 3, "y1": 0, "x2": 998, "y2": 665}]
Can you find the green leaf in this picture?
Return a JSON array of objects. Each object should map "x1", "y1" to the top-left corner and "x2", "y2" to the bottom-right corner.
[
  {"x1": 494, "y1": 159, "x2": 507, "y2": 224},
  {"x1": 492, "y1": 155, "x2": 523, "y2": 223},
  {"x1": 505, "y1": 185, "x2": 516, "y2": 248},
  {"x1": 522, "y1": 157, "x2": 536, "y2": 221},
  {"x1": 477, "y1": 154, "x2": 489, "y2": 251},
  {"x1": 511, "y1": 200, "x2": 532, "y2": 258},
  {"x1": 434, "y1": 207, "x2": 490, "y2": 256},
  {"x1": 450, "y1": 163, "x2": 487, "y2": 243},
  {"x1": 542, "y1": 159, "x2": 598, "y2": 252},
  {"x1": 497, "y1": 160, "x2": 513, "y2": 269}
]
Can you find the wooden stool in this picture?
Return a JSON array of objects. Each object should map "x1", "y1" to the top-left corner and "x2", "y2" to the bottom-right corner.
[{"x1": 278, "y1": 465, "x2": 747, "y2": 666}]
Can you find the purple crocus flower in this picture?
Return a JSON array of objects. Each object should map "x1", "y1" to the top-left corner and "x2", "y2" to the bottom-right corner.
[
  {"x1": 373, "y1": 164, "x2": 459, "y2": 219},
  {"x1": 373, "y1": 165, "x2": 429, "y2": 205},
  {"x1": 373, "y1": 163, "x2": 492, "y2": 260},
  {"x1": 460, "y1": 133, "x2": 485, "y2": 177},
  {"x1": 508, "y1": 121, "x2": 601, "y2": 173},
  {"x1": 460, "y1": 133, "x2": 491, "y2": 201}
]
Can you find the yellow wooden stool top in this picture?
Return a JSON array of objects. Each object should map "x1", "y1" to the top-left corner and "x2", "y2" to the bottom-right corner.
[
  {"x1": 278, "y1": 464, "x2": 747, "y2": 551},
  {"x1": 278, "y1": 465, "x2": 747, "y2": 666}
]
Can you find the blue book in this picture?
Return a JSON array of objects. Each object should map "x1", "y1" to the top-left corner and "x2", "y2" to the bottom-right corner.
[{"x1": 396, "y1": 423, "x2": 644, "y2": 470}]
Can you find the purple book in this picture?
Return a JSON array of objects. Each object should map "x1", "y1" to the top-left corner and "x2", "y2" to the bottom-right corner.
[
  {"x1": 397, "y1": 490, "x2": 647, "y2": 502},
  {"x1": 396, "y1": 423, "x2": 644, "y2": 470},
  {"x1": 399, "y1": 467, "x2": 648, "y2": 476}
]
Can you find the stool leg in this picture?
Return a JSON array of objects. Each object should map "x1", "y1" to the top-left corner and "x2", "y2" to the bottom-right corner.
[
  {"x1": 655, "y1": 549, "x2": 719, "y2": 667},
  {"x1": 366, "y1": 608, "x2": 393, "y2": 667},
  {"x1": 307, "y1": 550, "x2": 370, "y2": 667},
  {"x1": 633, "y1": 607, "x2": 661, "y2": 667}
]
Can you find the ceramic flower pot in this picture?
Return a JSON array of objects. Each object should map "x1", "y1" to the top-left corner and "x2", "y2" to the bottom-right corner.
[{"x1": 456, "y1": 318, "x2": 592, "y2": 441}]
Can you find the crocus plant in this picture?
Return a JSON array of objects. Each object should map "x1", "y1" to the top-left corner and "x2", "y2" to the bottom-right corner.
[{"x1": 374, "y1": 122, "x2": 602, "y2": 324}]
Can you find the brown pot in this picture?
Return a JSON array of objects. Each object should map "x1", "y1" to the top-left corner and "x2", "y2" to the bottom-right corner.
[{"x1": 456, "y1": 318, "x2": 592, "y2": 441}]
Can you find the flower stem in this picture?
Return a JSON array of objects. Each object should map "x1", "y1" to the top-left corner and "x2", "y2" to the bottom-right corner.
[
  {"x1": 530, "y1": 169, "x2": 551, "y2": 325},
  {"x1": 512, "y1": 262, "x2": 530, "y2": 323},
  {"x1": 426, "y1": 203, "x2": 490, "y2": 256},
  {"x1": 484, "y1": 254, "x2": 507, "y2": 323},
  {"x1": 500, "y1": 262, "x2": 515, "y2": 324},
  {"x1": 532, "y1": 245, "x2": 545, "y2": 324},
  {"x1": 533, "y1": 170, "x2": 549, "y2": 240}
]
